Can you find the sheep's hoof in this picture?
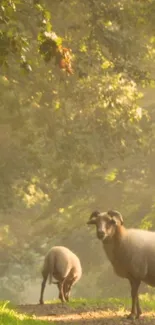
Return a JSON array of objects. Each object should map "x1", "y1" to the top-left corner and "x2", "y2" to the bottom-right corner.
[
  {"x1": 136, "y1": 309, "x2": 142, "y2": 319},
  {"x1": 136, "y1": 313, "x2": 142, "y2": 319},
  {"x1": 126, "y1": 313, "x2": 136, "y2": 320},
  {"x1": 39, "y1": 300, "x2": 44, "y2": 305}
]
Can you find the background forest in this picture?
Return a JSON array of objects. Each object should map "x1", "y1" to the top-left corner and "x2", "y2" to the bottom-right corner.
[{"x1": 1, "y1": 0, "x2": 155, "y2": 304}]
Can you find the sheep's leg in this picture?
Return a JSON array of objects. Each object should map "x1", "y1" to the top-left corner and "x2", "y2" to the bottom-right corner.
[
  {"x1": 64, "y1": 283, "x2": 71, "y2": 302},
  {"x1": 57, "y1": 283, "x2": 61, "y2": 300},
  {"x1": 59, "y1": 279, "x2": 66, "y2": 303},
  {"x1": 56, "y1": 282, "x2": 64, "y2": 301},
  {"x1": 39, "y1": 272, "x2": 48, "y2": 305},
  {"x1": 136, "y1": 295, "x2": 142, "y2": 318},
  {"x1": 63, "y1": 279, "x2": 70, "y2": 302},
  {"x1": 62, "y1": 279, "x2": 69, "y2": 302},
  {"x1": 65, "y1": 289, "x2": 70, "y2": 302},
  {"x1": 64, "y1": 276, "x2": 77, "y2": 302},
  {"x1": 127, "y1": 278, "x2": 141, "y2": 320}
]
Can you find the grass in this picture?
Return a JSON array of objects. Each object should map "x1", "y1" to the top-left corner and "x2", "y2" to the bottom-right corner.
[
  {"x1": 0, "y1": 294, "x2": 155, "y2": 324},
  {"x1": 46, "y1": 293, "x2": 155, "y2": 313},
  {"x1": 0, "y1": 301, "x2": 55, "y2": 325}
]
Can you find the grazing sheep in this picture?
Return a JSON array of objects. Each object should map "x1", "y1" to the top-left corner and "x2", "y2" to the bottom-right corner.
[
  {"x1": 87, "y1": 210, "x2": 155, "y2": 319},
  {"x1": 39, "y1": 246, "x2": 82, "y2": 304}
]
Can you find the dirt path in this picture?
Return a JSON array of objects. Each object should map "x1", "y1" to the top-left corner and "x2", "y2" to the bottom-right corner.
[{"x1": 17, "y1": 303, "x2": 155, "y2": 324}]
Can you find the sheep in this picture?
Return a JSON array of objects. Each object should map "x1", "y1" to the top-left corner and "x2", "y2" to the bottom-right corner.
[
  {"x1": 39, "y1": 246, "x2": 82, "y2": 304},
  {"x1": 87, "y1": 209, "x2": 155, "y2": 320}
]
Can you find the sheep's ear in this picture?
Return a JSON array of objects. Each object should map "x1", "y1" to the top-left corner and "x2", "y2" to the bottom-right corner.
[
  {"x1": 110, "y1": 217, "x2": 121, "y2": 226},
  {"x1": 107, "y1": 210, "x2": 124, "y2": 225},
  {"x1": 110, "y1": 218, "x2": 117, "y2": 225},
  {"x1": 87, "y1": 218, "x2": 97, "y2": 225},
  {"x1": 87, "y1": 210, "x2": 100, "y2": 225}
]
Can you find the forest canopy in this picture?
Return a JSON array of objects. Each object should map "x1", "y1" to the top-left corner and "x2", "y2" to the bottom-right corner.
[{"x1": 0, "y1": 0, "x2": 155, "y2": 303}]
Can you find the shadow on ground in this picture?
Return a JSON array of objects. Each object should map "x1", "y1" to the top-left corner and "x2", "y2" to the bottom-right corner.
[{"x1": 17, "y1": 303, "x2": 155, "y2": 324}]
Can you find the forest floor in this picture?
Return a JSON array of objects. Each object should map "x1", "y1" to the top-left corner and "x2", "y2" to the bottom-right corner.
[{"x1": 1, "y1": 298, "x2": 155, "y2": 325}]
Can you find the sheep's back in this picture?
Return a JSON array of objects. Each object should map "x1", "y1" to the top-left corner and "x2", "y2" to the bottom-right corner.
[
  {"x1": 70, "y1": 253, "x2": 82, "y2": 280},
  {"x1": 113, "y1": 229, "x2": 155, "y2": 279},
  {"x1": 46, "y1": 246, "x2": 82, "y2": 280},
  {"x1": 123, "y1": 229, "x2": 155, "y2": 255}
]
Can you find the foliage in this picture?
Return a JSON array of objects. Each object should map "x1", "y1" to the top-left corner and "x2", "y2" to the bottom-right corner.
[
  {"x1": 0, "y1": 0, "x2": 73, "y2": 73},
  {"x1": 0, "y1": 0, "x2": 155, "y2": 303}
]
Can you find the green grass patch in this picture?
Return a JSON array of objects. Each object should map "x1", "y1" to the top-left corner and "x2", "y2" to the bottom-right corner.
[
  {"x1": 0, "y1": 301, "x2": 55, "y2": 325},
  {"x1": 46, "y1": 294, "x2": 155, "y2": 312},
  {"x1": 60, "y1": 297, "x2": 131, "y2": 312}
]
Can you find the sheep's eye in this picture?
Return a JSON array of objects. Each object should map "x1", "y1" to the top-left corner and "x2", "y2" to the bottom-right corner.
[
  {"x1": 106, "y1": 222, "x2": 112, "y2": 229},
  {"x1": 108, "y1": 219, "x2": 116, "y2": 226}
]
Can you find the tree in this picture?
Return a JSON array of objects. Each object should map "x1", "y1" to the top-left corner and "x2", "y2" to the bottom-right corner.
[
  {"x1": 0, "y1": 0, "x2": 73, "y2": 74},
  {"x1": 0, "y1": 0, "x2": 155, "y2": 302}
]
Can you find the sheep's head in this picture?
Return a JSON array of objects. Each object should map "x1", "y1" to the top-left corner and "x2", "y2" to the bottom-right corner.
[{"x1": 87, "y1": 210, "x2": 123, "y2": 241}]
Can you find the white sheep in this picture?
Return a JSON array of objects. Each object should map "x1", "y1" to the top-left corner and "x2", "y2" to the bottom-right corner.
[{"x1": 39, "y1": 246, "x2": 82, "y2": 304}]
